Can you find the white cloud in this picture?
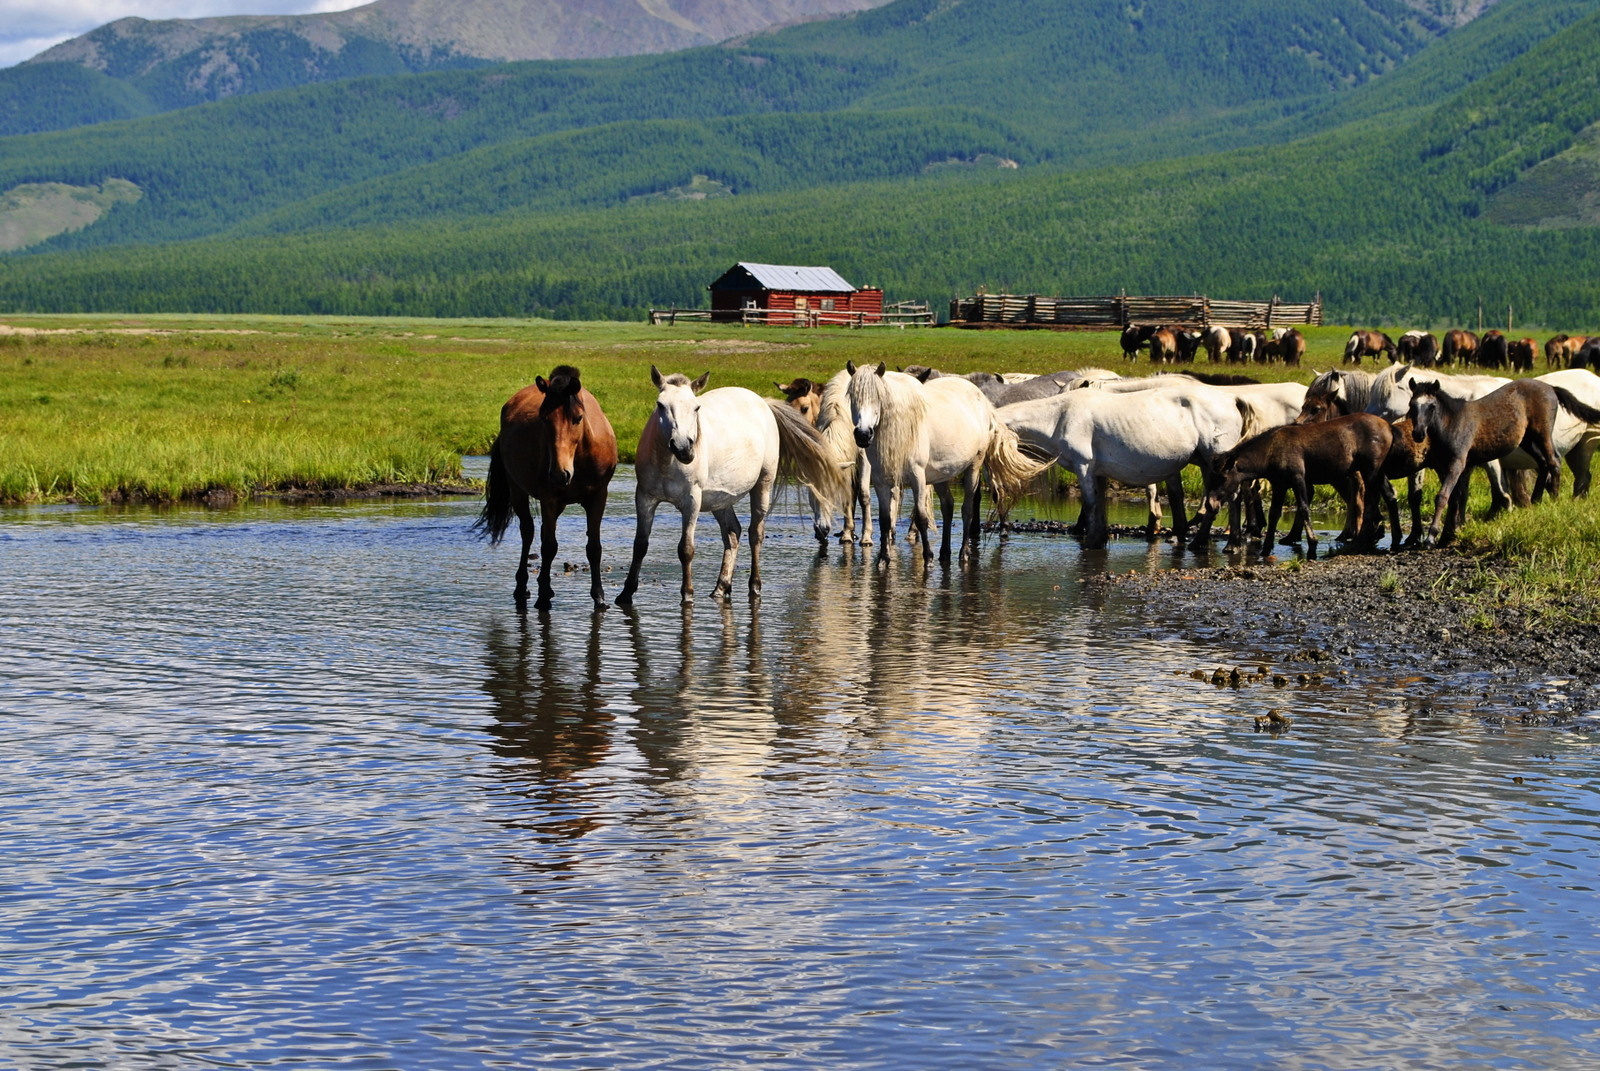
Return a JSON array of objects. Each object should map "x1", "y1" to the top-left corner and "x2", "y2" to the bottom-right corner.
[{"x1": 0, "y1": 0, "x2": 370, "y2": 66}]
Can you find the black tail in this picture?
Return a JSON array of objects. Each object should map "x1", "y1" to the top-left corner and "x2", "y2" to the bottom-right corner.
[
  {"x1": 1553, "y1": 386, "x2": 1600, "y2": 426},
  {"x1": 471, "y1": 438, "x2": 512, "y2": 545}
]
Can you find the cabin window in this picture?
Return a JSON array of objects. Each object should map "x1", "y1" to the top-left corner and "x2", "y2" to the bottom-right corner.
[
  {"x1": 794, "y1": 297, "x2": 808, "y2": 310},
  {"x1": 821, "y1": 299, "x2": 836, "y2": 311}
]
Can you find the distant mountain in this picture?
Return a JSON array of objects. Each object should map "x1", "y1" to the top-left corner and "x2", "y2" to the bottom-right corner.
[
  {"x1": 20, "y1": 0, "x2": 892, "y2": 101},
  {"x1": 10, "y1": 0, "x2": 1600, "y2": 323}
]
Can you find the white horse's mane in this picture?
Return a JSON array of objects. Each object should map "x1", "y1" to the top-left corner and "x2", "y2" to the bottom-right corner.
[{"x1": 853, "y1": 368, "x2": 928, "y2": 473}]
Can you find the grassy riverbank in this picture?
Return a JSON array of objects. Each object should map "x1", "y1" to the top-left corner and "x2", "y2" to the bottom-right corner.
[{"x1": 0, "y1": 313, "x2": 1337, "y2": 504}]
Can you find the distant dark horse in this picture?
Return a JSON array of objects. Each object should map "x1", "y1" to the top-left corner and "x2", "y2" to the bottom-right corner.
[
  {"x1": 1343, "y1": 330, "x2": 1396, "y2": 365},
  {"x1": 474, "y1": 365, "x2": 618, "y2": 609}
]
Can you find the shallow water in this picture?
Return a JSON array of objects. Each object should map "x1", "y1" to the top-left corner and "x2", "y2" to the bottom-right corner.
[{"x1": 3, "y1": 468, "x2": 1598, "y2": 1070}]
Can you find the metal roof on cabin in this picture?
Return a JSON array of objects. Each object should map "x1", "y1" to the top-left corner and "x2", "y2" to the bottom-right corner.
[{"x1": 716, "y1": 262, "x2": 857, "y2": 292}]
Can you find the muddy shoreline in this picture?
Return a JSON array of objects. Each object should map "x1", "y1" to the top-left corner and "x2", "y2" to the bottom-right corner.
[{"x1": 1094, "y1": 544, "x2": 1600, "y2": 725}]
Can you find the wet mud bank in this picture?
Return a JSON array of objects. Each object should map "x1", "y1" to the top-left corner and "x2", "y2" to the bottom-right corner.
[{"x1": 1101, "y1": 548, "x2": 1600, "y2": 725}]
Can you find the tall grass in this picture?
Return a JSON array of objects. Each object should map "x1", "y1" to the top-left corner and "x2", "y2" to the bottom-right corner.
[{"x1": 1458, "y1": 493, "x2": 1600, "y2": 622}]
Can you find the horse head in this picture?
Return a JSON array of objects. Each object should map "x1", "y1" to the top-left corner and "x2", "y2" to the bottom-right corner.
[
  {"x1": 1406, "y1": 379, "x2": 1442, "y2": 442},
  {"x1": 776, "y1": 378, "x2": 824, "y2": 426},
  {"x1": 845, "y1": 360, "x2": 888, "y2": 448},
  {"x1": 650, "y1": 365, "x2": 709, "y2": 464},
  {"x1": 535, "y1": 365, "x2": 586, "y2": 486}
]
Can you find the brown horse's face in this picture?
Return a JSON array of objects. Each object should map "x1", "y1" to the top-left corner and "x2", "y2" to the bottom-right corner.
[
  {"x1": 539, "y1": 391, "x2": 586, "y2": 486},
  {"x1": 776, "y1": 379, "x2": 823, "y2": 427},
  {"x1": 1407, "y1": 385, "x2": 1440, "y2": 443}
]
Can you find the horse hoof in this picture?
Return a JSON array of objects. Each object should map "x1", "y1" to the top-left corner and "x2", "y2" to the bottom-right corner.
[
  {"x1": 534, "y1": 596, "x2": 553, "y2": 611},
  {"x1": 614, "y1": 592, "x2": 634, "y2": 607},
  {"x1": 592, "y1": 599, "x2": 608, "y2": 612}
]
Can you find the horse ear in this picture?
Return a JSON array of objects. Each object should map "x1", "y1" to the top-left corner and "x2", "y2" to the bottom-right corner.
[
  {"x1": 808, "y1": 380, "x2": 823, "y2": 396},
  {"x1": 914, "y1": 367, "x2": 933, "y2": 383},
  {"x1": 846, "y1": 361, "x2": 858, "y2": 376},
  {"x1": 690, "y1": 371, "x2": 711, "y2": 394},
  {"x1": 536, "y1": 376, "x2": 549, "y2": 392},
  {"x1": 650, "y1": 365, "x2": 663, "y2": 389},
  {"x1": 875, "y1": 362, "x2": 887, "y2": 378}
]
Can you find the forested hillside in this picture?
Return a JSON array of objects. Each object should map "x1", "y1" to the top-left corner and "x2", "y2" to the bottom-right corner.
[{"x1": 3, "y1": 0, "x2": 1600, "y2": 324}]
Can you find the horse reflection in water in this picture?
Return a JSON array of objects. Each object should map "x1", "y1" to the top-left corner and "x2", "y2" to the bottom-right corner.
[{"x1": 480, "y1": 613, "x2": 614, "y2": 865}]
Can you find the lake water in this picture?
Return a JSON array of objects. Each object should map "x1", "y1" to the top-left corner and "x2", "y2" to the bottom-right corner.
[{"x1": 3, "y1": 466, "x2": 1598, "y2": 1070}]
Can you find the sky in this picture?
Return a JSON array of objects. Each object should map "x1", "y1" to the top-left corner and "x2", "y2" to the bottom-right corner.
[{"x1": 0, "y1": 0, "x2": 369, "y2": 68}]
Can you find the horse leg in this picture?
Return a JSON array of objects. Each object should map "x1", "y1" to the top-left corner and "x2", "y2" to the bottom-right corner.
[
  {"x1": 935, "y1": 481, "x2": 955, "y2": 563},
  {"x1": 676, "y1": 492, "x2": 703, "y2": 605},
  {"x1": 1294, "y1": 474, "x2": 1318, "y2": 559},
  {"x1": 534, "y1": 498, "x2": 565, "y2": 610},
  {"x1": 960, "y1": 468, "x2": 982, "y2": 565},
  {"x1": 909, "y1": 472, "x2": 935, "y2": 562},
  {"x1": 808, "y1": 487, "x2": 830, "y2": 545},
  {"x1": 1570, "y1": 436, "x2": 1597, "y2": 498},
  {"x1": 1428, "y1": 461, "x2": 1467, "y2": 546},
  {"x1": 710, "y1": 506, "x2": 742, "y2": 600},
  {"x1": 511, "y1": 486, "x2": 536, "y2": 604},
  {"x1": 615, "y1": 493, "x2": 660, "y2": 607},
  {"x1": 1403, "y1": 472, "x2": 1425, "y2": 548},
  {"x1": 1263, "y1": 483, "x2": 1286, "y2": 549},
  {"x1": 583, "y1": 490, "x2": 607, "y2": 609},
  {"x1": 1484, "y1": 460, "x2": 1512, "y2": 516},
  {"x1": 1084, "y1": 474, "x2": 1110, "y2": 549},
  {"x1": 1145, "y1": 483, "x2": 1161, "y2": 541},
  {"x1": 855, "y1": 456, "x2": 873, "y2": 545},
  {"x1": 747, "y1": 475, "x2": 772, "y2": 598},
  {"x1": 1165, "y1": 474, "x2": 1188, "y2": 543}
]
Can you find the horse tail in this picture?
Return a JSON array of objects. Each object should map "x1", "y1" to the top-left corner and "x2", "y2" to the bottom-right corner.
[
  {"x1": 1235, "y1": 397, "x2": 1268, "y2": 441},
  {"x1": 472, "y1": 437, "x2": 513, "y2": 546},
  {"x1": 768, "y1": 399, "x2": 850, "y2": 507},
  {"x1": 983, "y1": 420, "x2": 1053, "y2": 513},
  {"x1": 816, "y1": 370, "x2": 860, "y2": 465},
  {"x1": 1552, "y1": 386, "x2": 1600, "y2": 426}
]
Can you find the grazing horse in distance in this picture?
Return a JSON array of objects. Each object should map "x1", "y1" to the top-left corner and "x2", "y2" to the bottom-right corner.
[
  {"x1": 1343, "y1": 330, "x2": 1396, "y2": 365},
  {"x1": 474, "y1": 365, "x2": 618, "y2": 609},
  {"x1": 1477, "y1": 329, "x2": 1509, "y2": 370},
  {"x1": 1201, "y1": 326, "x2": 1231, "y2": 364},
  {"x1": 1148, "y1": 327, "x2": 1180, "y2": 364},
  {"x1": 1575, "y1": 337, "x2": 1600, "y2": 372},
  {"x1": 1406, "y1": 377, "x2": 1600, "y2": 545},
  {"x1": 616, "y1": 367, "x2": 846, "y2": 607},
  {"x1": 1264, "y1": 328, "x2": 1305, "y2": 367},
  {"x1": 779, "y1": 371, "x2": 872, "y2": 544},
  {"x1": 1441, "y1": 328, "x2": 1479, "y2": 366},
  {"x1": 847, "y1": 361, "x2": 1048, "y2": 563},
  {"x1": 1121, "y1": 324, "x2": 1156, "y2": 361},
  {"x1": 1397, "y1": 330, "x2": 1439, "y2": 368},
  {"x1": 1508, "y1": 337, "x2": 1538, "y2": 373}
]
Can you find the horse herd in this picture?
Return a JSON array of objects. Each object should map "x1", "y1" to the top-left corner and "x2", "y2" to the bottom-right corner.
[
  {"x1": 1119, "y1": 324, "x2": 1307, "y2": 366},
  {"x1": 473, "y1": 357, "x2": 1600, "y2": 609},
  {"x1": 1339, "y1": 327, "x2": 1600, "y2": 373}
]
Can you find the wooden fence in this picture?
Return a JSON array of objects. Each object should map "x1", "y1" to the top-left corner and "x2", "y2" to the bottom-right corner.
[
  {"x1": 948, "y1": 291, "x2": 1323, "y2": 330},
  {"x1": 650, "y1": 301, "x2": 935, "y2": 328}
]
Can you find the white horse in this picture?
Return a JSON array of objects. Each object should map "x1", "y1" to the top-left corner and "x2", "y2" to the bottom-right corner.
[
  {"x1": 616, "y1": 367, "x2": 846, "y2": 606},
  {"x1": 846, "y1": 360, "x2": 1047, "y2": 563},
  {"x1": 793, "y1": 370, "x2": 873, "y2": 544},
  {"x1": 999, "y1": 383, "x2": 1246, "y2": 549}
]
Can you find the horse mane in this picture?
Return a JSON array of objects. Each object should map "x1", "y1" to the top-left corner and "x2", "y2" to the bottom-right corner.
[
  {"x1": 816, "y1": 369, "x2": 859, "y2": 464},
  {"x1": 540, "y1": 365, "x2": 584, "y2": 416},
  {"x1": 854, "y1": 368, "x2": 928, "y2": 471},
  {"x1": 657, "y1": 372, "x2": 693, "y2": 388}
]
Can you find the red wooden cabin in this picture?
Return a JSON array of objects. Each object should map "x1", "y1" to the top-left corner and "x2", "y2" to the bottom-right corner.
[{"x1": 708, "y1": 262, "x2": 884, "y2": 325}]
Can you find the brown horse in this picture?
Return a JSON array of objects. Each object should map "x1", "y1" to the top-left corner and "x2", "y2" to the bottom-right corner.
[
  {"x1": 1343, "y1": 330, "x2": 1396, "y2": 365},
  {"x1": 1477, "y1": 329, "x2": 1508, "y2": 370},
  {"x1": 1149, "y1": 327, "x2": 1179, "y2": 364},
  {"x1": 1205, "y1": 413, "x2": 1396, "y2": 558},
  {"x1": 474, "y1": 365, "x2": 618, "y2": 609},
  {"x1": 1265, "y1": 327, "x2": 1305, "y2": 367},
  {"x1": 1441, "y1": 329, "x2": 1478, "y2": 366},
  {"x1": 1406, "y1": 377, "x2": 1600, "y2": 545},
  {"x1": 1397, "y1": 330, "x2": 1439, "y2": 368},
  {"x1": 1508, "y1": 337, "x2": 1537, "y2": 373}
]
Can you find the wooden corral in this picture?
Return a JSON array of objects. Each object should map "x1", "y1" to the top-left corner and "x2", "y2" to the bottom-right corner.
[{"x1": 949, "y1": 291, "x2": 1324, "y2": 330}]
